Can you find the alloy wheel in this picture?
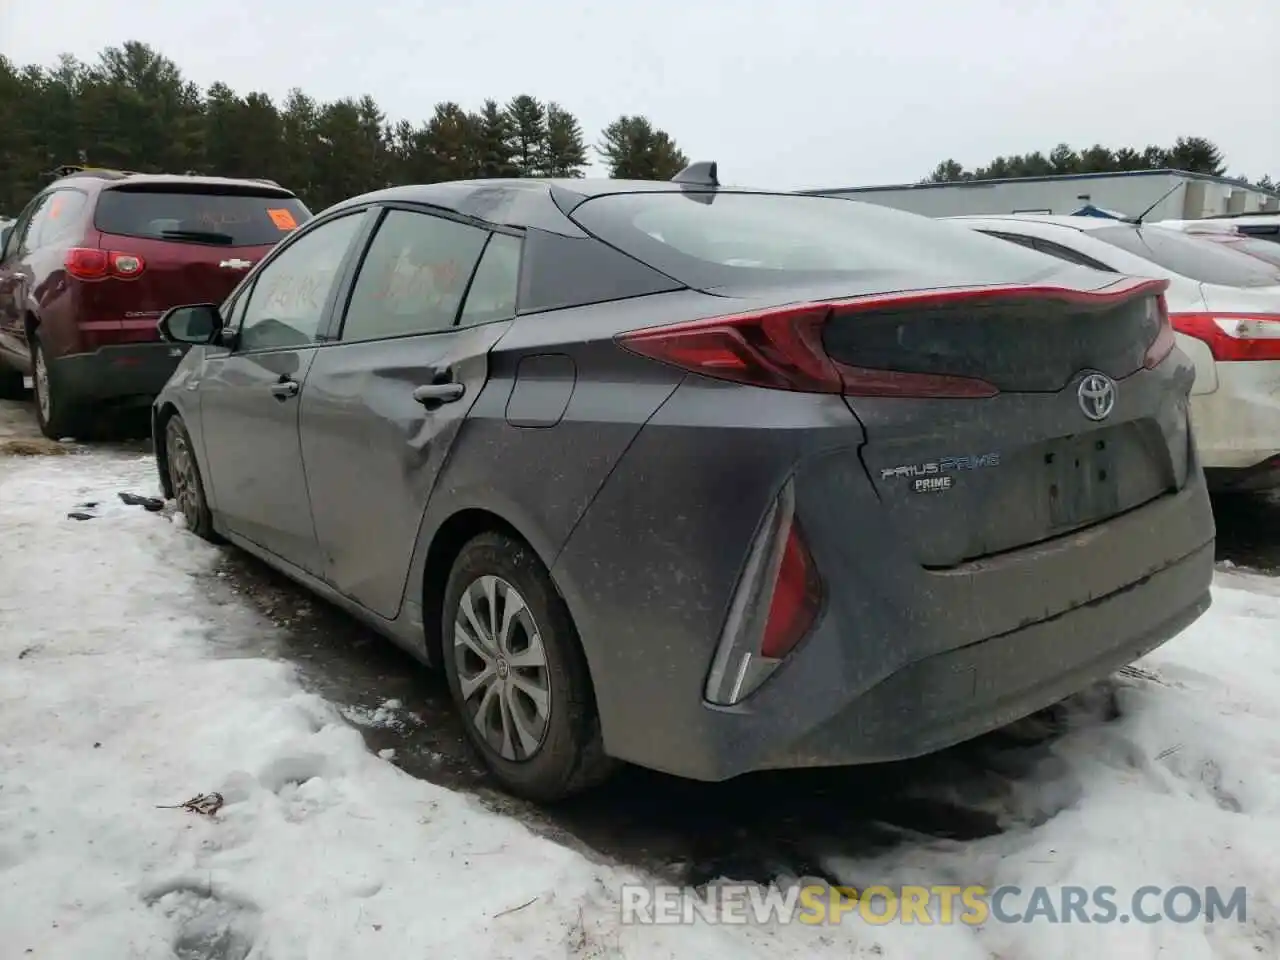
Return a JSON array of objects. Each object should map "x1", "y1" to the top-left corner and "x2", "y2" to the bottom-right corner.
[
  {"x1": 166, "y1": 422, "x2": 202, "y2": 530},
  {"x1": 33, "y1": 343, "x2": 50, "y2": 422},
  {"x1": 452, "y1": 574, "x2": 551, "y2": 762}
]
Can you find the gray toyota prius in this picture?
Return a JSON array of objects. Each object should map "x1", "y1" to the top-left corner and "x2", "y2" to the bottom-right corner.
[{"x1": 151, "y1": 166, "x2": 1215, "y2": 801}]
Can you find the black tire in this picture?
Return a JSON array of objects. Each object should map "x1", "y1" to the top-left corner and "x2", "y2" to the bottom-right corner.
[
  {"x1": 0, "y1": 363, "x2": 25, "y2": 400},
  {"x1": 163, "y1": 415, "x2": 219, "y2": 542},
  {"x1": 442, "y1": 531, "x2": 615, "y2": 802},
  {"x1": 30, "y1": 333, "x2": 85, "y2": 440}
]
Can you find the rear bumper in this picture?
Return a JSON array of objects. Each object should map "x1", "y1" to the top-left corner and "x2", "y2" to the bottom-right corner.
[
  {"x1": 1191, "y1": 360, "x2": 1280, "y2": 472},
  {"x1": 719, "y1": 472, "x2": 1213, "y2": 781},
  {"x1": 51, "y1": 342, "x2": 190, "y2": 407},
  {"x1": 761, "y1": 540, "x2": 1212, "y2": 769},
  {"x1": 553, "y1": 382, "x2": 1216, "y2": 783}
]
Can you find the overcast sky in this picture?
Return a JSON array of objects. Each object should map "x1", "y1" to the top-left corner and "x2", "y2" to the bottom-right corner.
[{"x1": 2, "y1": 0, "x2": 1276, "y2": 188}]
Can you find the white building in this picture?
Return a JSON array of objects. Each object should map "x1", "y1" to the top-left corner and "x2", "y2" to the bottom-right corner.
[{"x1": 803, "y1": 169, "x2": 1280, "y2": 221}]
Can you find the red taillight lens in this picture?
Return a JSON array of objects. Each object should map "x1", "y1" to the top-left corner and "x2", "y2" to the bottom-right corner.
[
  {"x1": 64, "y1": 247, "x2": 146, "y2": 281},
  {"x1": 759, "y1": 520, "x2": 822, "y2": 661},
  {"x1": 65, "y1": 248, "x2": 109, "y2": 280},
  {"x1": 1170, "y1": 312, "x2": 1280, "y2": 362},
  {"x1": 618, "y1": 302, "x2": 842, "y2": 393},
  {"x1": 617, "y1": 278, "x2": 1168, "y2": 398},
  {"x1": 705, "y1": 479, "x2": 824, "y2": 706},
  {"x1": 1144, "y1": 294, "x2": 1177, "y2": 369}
]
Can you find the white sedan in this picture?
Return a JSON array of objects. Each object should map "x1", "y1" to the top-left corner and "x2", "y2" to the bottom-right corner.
[{"x1": 948, "y1": 214, "x2": 1280, "y2": 493}]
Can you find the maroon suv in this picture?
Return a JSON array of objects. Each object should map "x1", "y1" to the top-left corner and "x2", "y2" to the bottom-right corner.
[{"x1": 0, "y1": 167, "x2": 311, "y2": 438}]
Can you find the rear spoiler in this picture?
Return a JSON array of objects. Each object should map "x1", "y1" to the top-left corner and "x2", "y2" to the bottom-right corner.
[{"x1": 48, "y1": 164, "x2": 283, "y2": 190}]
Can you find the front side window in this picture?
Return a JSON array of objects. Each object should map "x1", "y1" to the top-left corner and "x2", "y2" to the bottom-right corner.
[
  {"x1": 340, "y1": 209, "x2": 489, "y2": 342},
  {"x1": 237, "y1": 213, "x2": 364, "y2": 351}
]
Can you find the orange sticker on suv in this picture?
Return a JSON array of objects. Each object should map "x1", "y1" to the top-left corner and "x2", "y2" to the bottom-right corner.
[{"x1": 267, "y1": 208, "x2": 298, "y2": 230}]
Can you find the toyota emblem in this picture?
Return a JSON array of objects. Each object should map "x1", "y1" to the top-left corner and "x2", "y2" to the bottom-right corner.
[{"x1": 1077, "y1": 373, "x2": 1116, "y2": 421}]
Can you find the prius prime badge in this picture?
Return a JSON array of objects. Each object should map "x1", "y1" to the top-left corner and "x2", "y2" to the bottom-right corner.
[
  {"x1": 1077, "y1": 372, "x2": 1116, "y2": 421},
  {"x1": 219, "y1": 258, "x2": 253, "y2": 269}
]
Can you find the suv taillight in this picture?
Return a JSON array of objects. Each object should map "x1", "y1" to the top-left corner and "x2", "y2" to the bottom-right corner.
[{"x1": 64, "y1": 247, "x2": 146, "y2": 281}]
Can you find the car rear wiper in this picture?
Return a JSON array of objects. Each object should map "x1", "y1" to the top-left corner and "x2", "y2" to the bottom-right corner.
[{"x1": 158, "y1": 229, "x2": 235, "y2": 245}]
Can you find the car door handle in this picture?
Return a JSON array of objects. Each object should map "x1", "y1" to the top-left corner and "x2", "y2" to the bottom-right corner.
[
  {"x1": 270, "y1": 379, "x2": 300, "y2": 400},
  {"x1": 412, "y1": 382, "x2": 465, "y2": 405}
]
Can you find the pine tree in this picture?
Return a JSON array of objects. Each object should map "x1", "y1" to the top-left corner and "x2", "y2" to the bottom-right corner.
[
  {"x1": 596, "y1": 115, "x2": 688, "y2": 180},
  {"x1": 923, "y1": 138, "x2": 1232, "y2": 183},
  {"x1": 505, "y1": 95, "x2": 548, "y2": 177},
  {"x1": 423, "y1": 102, "x2": 479, "y2": 182},
  {"x1": 924, "y1": 159, "x2": 968, "y2": 183},
  {"x1": 0, "y1": 42, "x2": 676, "y2": 216},
  {"x1": 473, "y1": 100, "x2": 518, "y2": 178},
  {"x1": 544, "y1": 103, "x2": 587, "y2": 177},
  {"x1": 1164, "y1": 136, "x2": 1226, "y2": 176}
]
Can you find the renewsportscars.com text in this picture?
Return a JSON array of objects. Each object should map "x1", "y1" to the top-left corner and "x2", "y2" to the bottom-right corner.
[{"x1": 620, "y1": 883, "x2": 1247, "y2": 926}]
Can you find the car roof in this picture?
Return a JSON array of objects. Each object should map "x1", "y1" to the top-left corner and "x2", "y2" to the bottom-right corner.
[
  {"x1": 944, "y1": 213, "x2": 1136, "y2": 233},
  {"x1": 325, "y1": 178, "x2": 775, "y2": 235}
]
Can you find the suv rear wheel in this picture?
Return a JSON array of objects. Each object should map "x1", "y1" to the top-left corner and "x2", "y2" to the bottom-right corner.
[{"x1": 31, "y1": 334, "x2": 84, "y2": 439}]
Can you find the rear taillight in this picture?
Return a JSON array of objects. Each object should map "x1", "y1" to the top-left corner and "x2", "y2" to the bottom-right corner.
[
  {"x1": 617, "y1": 277, "x2": 1169, "y2": 398},
  {"x1": 618, "y1": 302, "x2": 841, "y2": 393},
  {"x1": 64, "y1": 247, "x2": 146, "y2": 281},
  {"x1": 705, "y1": 478, "x2": 823, "y2": 706},
  {"x1": 1144, "y1": 294, "x2": 1177, "y2": 368},
  {"x1": 1170, "y1": 312, "x2": 1280, "y2": 362}
]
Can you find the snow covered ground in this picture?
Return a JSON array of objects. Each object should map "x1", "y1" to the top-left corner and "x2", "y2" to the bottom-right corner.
[{"x1": 2, "y1": 447, "x2": 1279, "y2": 959}]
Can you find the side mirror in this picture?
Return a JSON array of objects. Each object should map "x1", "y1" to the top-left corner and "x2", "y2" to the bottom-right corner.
[{"x1": 158, "y1": 303, "x2": 222, "y2": 345}]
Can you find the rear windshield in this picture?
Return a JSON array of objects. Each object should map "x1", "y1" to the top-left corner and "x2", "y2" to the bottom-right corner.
[
  {"x1": 1090, "y1": 225, "x2": 1280, "y2": 287},
  {"x1": 569, "y1": 191, "x2": 1060, "y2": 292},
  {"x1": 94, "y1": 190, "x2": 312, "y2": 246}
]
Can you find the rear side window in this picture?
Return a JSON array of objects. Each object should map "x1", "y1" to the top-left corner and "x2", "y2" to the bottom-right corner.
[
  {"x1": 459, "y1": 233, "x2": 522, "y2": 326},
  {"x1": 94, "y1": 189, "x2": 312, "y2": 247},
  {"x1": 340, "y1": 209, "x2": 490, "y2": 342},
  {"x1": 36, "y1": 189, "x2": 88, "y2": 247},
  {"x1": 1090, "y1": 225, "x2": 1280, "y2": 287},
  {"x1": 1032, "y1": 238, "x2": 1116, "y2": 272},
  {"x1": 569, "y1": 192, "x2": 1059, "y2": 292},
  {"x1": 982, "y1": 230, "x2": 1037, "y2": 250}
]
